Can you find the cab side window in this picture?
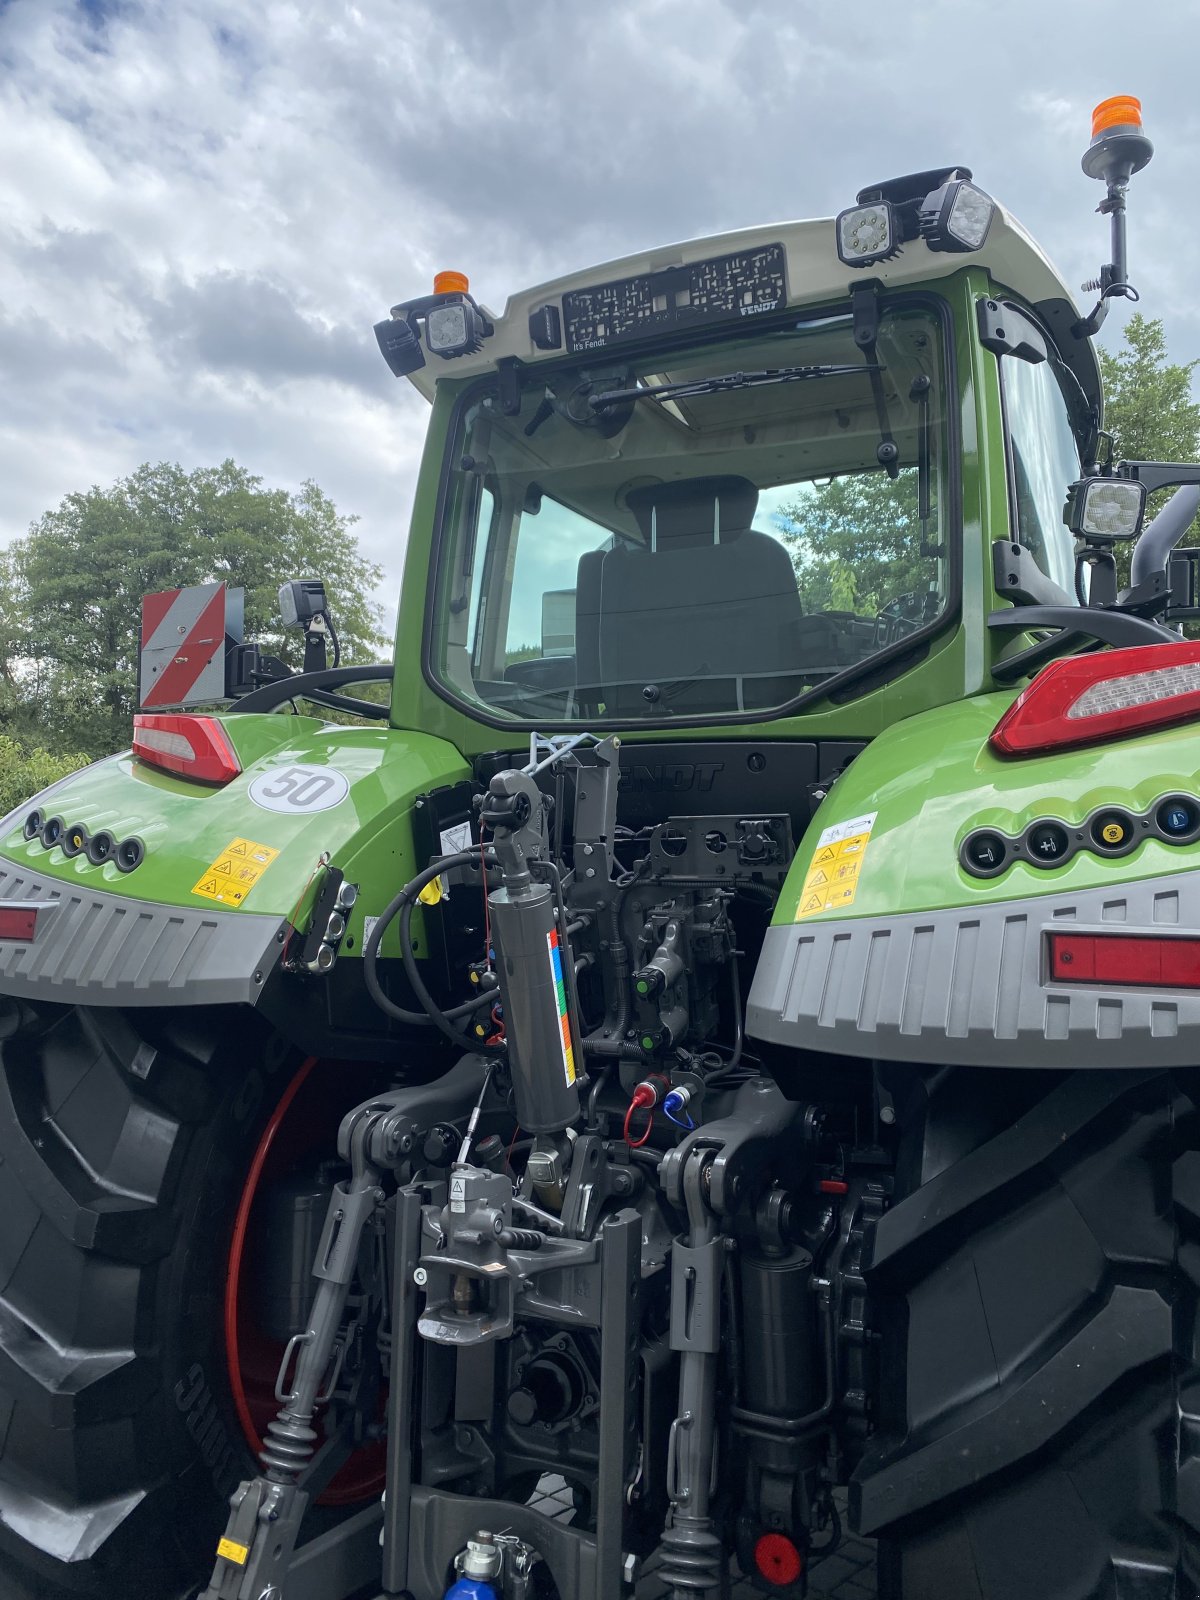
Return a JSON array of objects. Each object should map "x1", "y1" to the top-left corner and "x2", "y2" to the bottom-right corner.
[{"x1": 1002, "y1": 354, "x2": 1083, "y2": 596}]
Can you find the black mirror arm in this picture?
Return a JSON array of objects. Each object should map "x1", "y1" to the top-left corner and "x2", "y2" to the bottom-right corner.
[{"x1": 988, "y1": 605, "x2": 1176, "y2": 648}]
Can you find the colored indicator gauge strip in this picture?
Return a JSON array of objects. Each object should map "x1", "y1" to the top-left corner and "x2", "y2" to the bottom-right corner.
[
  {"x1": 546, "y1": 927, "x2": 577, "y2": 1087},
  {"x1": 961, "y1": 795, "x2": 1200, "y2": 878}
]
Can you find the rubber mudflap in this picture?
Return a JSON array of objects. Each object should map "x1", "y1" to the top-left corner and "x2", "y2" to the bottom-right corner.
[{"x1": 853, "y1": 1067, "x2": 1200, "y2": 1600}]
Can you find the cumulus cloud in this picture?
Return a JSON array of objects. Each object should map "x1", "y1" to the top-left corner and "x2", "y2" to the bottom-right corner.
[{"x1": 1, "y1": 0, "x2": 1198, "y2": 630}]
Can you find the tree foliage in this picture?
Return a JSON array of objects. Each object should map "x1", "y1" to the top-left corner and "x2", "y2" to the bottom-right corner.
[
  {"x1": 0, "y1": 736, "x2": 88, "y2": 818},
  {"x1": 1097, "y1": 315, "x2": 1200, "y2": 586},
  {"x1": 2, "y1": 461, "x2": 387, "y2": 758},
  {"x1": 777, "y1": 467, "x2": 937, "y2": 618},
  {"x1": 1098, "y1": 313, "x2": 1200, "y2": 467}
]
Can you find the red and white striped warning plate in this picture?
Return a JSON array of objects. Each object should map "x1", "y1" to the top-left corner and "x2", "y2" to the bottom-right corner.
[{"x1": 139, "y1": 583, "x2": 230, "y2": 709}]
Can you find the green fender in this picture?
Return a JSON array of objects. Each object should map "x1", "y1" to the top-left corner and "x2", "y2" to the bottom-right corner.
[
  {"x1": 775, "y1": 693, "x2": 1200, "y2": 925},
  {"x1": 0, "y1": 714, "x2": 471, "y2": 947}
]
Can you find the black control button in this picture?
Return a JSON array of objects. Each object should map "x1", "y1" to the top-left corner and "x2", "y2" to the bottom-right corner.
[
  {"x1": 963, "y1": 831, "x2": 1007, "y2": 875},
  {"x1": 1157, "y1": 797, "x2": 1199, "y2": 840},
  {"x1": 1027, "y1": 822, "x2": 1069, "y2": 865},
  {"x1": 1090, "y1": 811, "x2": 1133, "y2": 852}
]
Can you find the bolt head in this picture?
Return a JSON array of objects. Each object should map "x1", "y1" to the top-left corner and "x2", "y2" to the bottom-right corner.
[{"x1": 413, "y1": 1266, "x2": 428, "y2": 1287}]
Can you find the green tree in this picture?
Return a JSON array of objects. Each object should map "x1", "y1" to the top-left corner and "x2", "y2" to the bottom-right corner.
[
  {"x1": 3, "y1": 461, "x2": 387, "y2": 758},
  {"x1": 1097, "y1": 315, "x2": 1200, "y2": 587},
  {"x1": 1099, "y1": 313, "x2": 1200, "y2": 466},
  {"x1": 778, "y1": 467, "x2": 937, "y2": 618}
]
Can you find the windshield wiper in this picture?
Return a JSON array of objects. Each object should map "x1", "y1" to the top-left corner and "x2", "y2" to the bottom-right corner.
[{"x1": 587, "y1": 363, "x2": 879, "y2": 412}]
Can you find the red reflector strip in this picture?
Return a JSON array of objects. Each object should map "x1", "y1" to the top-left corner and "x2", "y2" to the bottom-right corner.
[
  {"x1": 818, "y1": 1178, "x2": 849, "y2": 1195},
  {"x1": 0, "y1": 906, "x2": 38, "y2": 942},
  {"x1": 1048, "y1": 932, "x2": 1200, "y2": 989}
]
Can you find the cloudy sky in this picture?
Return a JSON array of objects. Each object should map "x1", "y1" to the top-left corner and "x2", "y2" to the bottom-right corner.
[{"x1": 2, "y1": 0, "x2": 1198, "y2": 626}]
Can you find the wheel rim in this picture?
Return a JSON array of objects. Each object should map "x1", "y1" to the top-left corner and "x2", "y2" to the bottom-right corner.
[{"x1": 224, "y1": 1056, "x2": 387, "y2": 1506}]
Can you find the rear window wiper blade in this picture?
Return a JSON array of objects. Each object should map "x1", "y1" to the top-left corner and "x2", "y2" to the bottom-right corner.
[{"x1": 588, "y1": 363, "x2": 880, "y2": 412}]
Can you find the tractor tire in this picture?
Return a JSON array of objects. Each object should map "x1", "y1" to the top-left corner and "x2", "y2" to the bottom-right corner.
[
  {"x1": 0, "y1": 998, "x2": 386, "y2": 1600},
  {"x1": 854, "y1": 1066, "x2": 1200, "y2": 1600}
]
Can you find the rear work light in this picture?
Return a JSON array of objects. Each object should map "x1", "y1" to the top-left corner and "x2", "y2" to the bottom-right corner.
[
  {"x1": 990, "y1": 641, "x2": 1200, "y2": 757},
  {"x1": 132, "y1": 714, "x2": 241, "y2": 785},
  {"x1": 1049, "y1": 931, "x2": 1200, "y2": 989}
]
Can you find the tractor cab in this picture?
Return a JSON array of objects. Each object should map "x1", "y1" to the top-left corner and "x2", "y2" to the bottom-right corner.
[{"x1": 376, "y1": 99, "x2": 1198, "y2": 766}]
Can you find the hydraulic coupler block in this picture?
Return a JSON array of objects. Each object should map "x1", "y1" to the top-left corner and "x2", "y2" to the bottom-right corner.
[{"x1": 488, "y1": 880, "x2": 580, "y2": 1134}]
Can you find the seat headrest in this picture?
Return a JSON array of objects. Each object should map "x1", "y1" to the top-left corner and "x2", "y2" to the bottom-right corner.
[{"x1": 625, "y1": 475, "x2": 759, "y2": 550}]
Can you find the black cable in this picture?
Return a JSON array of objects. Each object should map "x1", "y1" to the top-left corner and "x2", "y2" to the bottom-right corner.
[
  {"x1": 705, "y1": 956, "x2": 745, "y2": 1086},
  {"x1": 806, "y1": 1500, "x2": 843, "y2": 1567},
  {"x1": 361, "y1": 851, "x2": 497, "y2": 1041},
  {"x1": 322, "y1": 611, "x2": 342, "y2": 669},
  {"x1": 399, "y1": 895, "x2": 505, "y2": 1056}
]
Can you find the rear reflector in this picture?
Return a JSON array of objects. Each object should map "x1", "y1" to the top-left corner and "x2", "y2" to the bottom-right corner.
[
  {"x1": 132, "y1": 714, "x2": 241, "y2": 785},
  {"x1": 0, "y1": 906, "x2": 39, "y2": 942},
  {"x1": 991, "y1": 641, "x2": 1200, "y2": 756},
  {"x1": 754, "y1": 1532, "x2": 803, "y2": 1587},
  {"x1": 1048, "y1": 931, "x2": 1200, "y2": 989}
]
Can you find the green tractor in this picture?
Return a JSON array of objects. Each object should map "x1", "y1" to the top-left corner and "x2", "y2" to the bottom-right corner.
[{"x1": 1, "y1": 94, "x2": 1198, "y2": 1600}]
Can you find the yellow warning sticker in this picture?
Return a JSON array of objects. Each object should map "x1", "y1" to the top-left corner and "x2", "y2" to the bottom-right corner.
[
  {"x1": 796, "y1": 812, "x2": 877, "y2": 920},
  {"x1": 191, "y1": 837, "x2": 280, "y2": 907},
  {"x1": 216, "y1": 1536, "x2": 249, "y2": 1565}
]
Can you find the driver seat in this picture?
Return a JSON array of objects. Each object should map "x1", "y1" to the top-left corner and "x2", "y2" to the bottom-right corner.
[{"x1": 575, "y1": 476, "x2": 805, "y2": 715}]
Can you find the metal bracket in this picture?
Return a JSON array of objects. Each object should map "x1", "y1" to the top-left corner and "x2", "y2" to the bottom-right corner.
[{"x1": 647, "y1": 814, "x2": 793, "y2": 887}]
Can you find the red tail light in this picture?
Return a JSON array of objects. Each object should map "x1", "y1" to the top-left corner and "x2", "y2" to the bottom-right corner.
[
  {"x1": 990, "y1": 641, "x2": 1200, "y2": 757},
  {"x1": 1048, "y1": 931, "x2": 1200, "y2": 989},
  {"x1": 132, "y1": 714, "x2": 241, "y2": 785},
  {"x1": 0, "y1": 906, "x2": 40, "y2": 942}
]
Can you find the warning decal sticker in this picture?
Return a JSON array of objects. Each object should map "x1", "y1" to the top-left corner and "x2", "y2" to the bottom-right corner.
[
  {"x1": 191, "y1": 836, "x2": 280, "y2": 906},
  {"x1": 795, "y1": 812, "x2": 877, "y2": 920}
]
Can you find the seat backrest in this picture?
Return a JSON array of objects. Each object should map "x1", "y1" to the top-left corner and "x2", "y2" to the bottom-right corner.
[{"x1": 576, "y1": 476, "x2": 804, "y2": 715}]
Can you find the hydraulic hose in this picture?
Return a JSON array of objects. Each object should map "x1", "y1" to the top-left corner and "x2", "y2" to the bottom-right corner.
[
  {"x1": 361, "y1": 851, "x2": 501, "y2": 1055},
  {"x1": 398, "y1": 895, "x2": 504, "y2": 1056}
]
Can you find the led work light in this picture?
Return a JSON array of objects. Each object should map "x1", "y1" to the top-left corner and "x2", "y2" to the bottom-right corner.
[
  {"x1": 425, "y1": 296, "x2": 487, "y2": 358},
  {"x1": 918, "y1": 178, "x2": 995, "y2": 252},
  {"x1": 835, "y1": 201, "x2": 897, "y2": 268},
  {"x1": 1065, "y1": 476, "x2": 1147, "y2": 540}
]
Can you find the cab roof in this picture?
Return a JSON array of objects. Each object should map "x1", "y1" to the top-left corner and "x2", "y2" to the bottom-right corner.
[{"x1": 404, "y1": 198, "x2": 1100, "y2": 422}]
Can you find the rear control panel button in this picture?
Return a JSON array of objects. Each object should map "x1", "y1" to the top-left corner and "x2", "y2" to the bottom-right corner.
[
  {"x1": 961, "y1": 831, "x2": 1008, "y2": 876},
  {"x1": 1090, "y1": 811, "x2": 1135, "y2": 853},
  {"x1": 1027, "y1": 822, "x2": 1069, "y2": 864},
  {"x1": 1157, "y1": 796, "x2": 1200, "y2": 840},
  {"x1": 961, "y1": 793, "x2": 1200, "y2": 879}
]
